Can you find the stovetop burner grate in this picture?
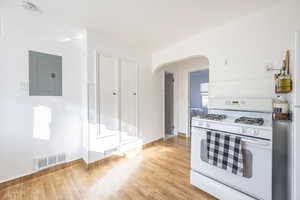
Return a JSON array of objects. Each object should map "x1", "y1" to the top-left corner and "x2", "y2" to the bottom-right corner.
[
  {"x1": 234, "y1": 117, "x2": 264, "y2": 126},
  {"x1": 200, "y1": 114, "x2": 227, "y2": 121}
]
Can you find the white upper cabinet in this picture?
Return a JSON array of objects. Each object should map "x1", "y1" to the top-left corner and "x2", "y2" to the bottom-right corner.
[
  {"x1": 96, "y1": 53, "x2": 119, "y2": 137},
  {"x1": 120, "y1": 59, "x2": 139, "y2": 142}
]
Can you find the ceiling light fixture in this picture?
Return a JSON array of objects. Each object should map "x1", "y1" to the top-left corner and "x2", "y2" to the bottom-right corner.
[{"x1": 22, "y1": 1, "x2": 40, "y2": 12}]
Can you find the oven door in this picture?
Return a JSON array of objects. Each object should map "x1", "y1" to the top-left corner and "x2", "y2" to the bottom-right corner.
[{"x1": 191, "y1": 127, "x2": 272, "y2": 200}]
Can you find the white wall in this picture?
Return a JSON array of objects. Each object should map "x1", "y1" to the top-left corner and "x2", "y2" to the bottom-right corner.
[
  {"x1": 0, "y1": 15, "x2": 164, "y2": 181},
  {"x1": 80, "y1": 30, "x2": 89, "y2": 164},
  {"x1": 153, "y1": 1, "x2": 300, "y2": 101},
  {"x1": 86, "y1": 31, "x2": 163, "y2": 163},
  {"x1": 0, "y1": 16, "x2": 85, "y2": 183},
  {"x1": 153, "y1": 1, "x2": 300, "y2": 199}
]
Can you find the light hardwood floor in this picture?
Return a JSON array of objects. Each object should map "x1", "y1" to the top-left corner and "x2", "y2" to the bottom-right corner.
[{"x1": 0, "y1": 137, "x2": 216, "y2": 200}]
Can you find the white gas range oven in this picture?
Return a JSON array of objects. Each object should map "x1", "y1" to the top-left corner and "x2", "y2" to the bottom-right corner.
[{"x1": 190, "y1": 109, "x2": 272, "y2": 200}]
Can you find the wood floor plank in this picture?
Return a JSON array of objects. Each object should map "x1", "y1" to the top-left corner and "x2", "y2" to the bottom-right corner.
[{"x1": 0, "y1": 137, "x2": 215, "y2": 200}]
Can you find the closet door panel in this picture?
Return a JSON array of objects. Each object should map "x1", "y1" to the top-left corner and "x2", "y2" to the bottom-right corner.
[
  {"x1": 97, "y1": 54, "x2": 119, "y2": 137},
  {"x1": 120, "y1": 59, "x2": 138, "y2": 142}
]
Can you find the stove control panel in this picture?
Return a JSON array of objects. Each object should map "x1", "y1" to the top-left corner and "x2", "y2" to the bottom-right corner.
[
  {"x1": 240, "y1": 127, "x2": 260, "y2": 137},
  {"x1": 225, "y1": 100, "x2": 246, "y2": 106},
  {"x1": 191, "y1": 118, "x2": 272, "y2": 140}
]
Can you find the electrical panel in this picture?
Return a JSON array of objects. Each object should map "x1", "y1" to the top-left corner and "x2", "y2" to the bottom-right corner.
[{"x1": 29, "y1": 51, "x2": 62, "y2": 96}]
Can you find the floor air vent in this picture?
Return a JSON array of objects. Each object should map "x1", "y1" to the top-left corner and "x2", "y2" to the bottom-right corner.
[
  {"x1": 34, "y1": 152, "x2": 66, "y2": 170},
  {"x1": 37, "y1": 158, "x2": 48, "y2": 169},
  {"x1": 47, "y1": 155, "x2": 57, "y2": 166},
  {"x1": 57, "y1": 153, "x2": 66, "y2": 162}
]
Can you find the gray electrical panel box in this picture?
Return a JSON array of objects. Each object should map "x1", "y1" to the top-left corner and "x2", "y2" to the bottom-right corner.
[{"x1": 29, "y1": 51, "x2": 62, "y2": 96}]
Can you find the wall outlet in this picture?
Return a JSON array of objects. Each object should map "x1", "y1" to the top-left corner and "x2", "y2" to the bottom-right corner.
[{"x1": 224, "y1": 59, "x2": 229, "y2": 66}]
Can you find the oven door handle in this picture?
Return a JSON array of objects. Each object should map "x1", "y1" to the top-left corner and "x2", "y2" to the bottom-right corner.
[{"x1": 242, "y1": 138, "x2": 271, "y2": 147}]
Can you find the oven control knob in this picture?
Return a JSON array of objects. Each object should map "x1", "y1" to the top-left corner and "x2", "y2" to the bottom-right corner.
[
  {"x1": 198, "y1": 121, "x2": 203, "y2": 127},
  {"x1": 252, "y1": 129, "x2": 260, "y2": 136},
  {"x1": 240, "y1": 127, "x2": 247, "y2": 134},
  {"x1": 248, "y1": 128, "x2": 254, "y2": 135},
  {"x1": 205, "y1": 122, "x2": 210, "y2": 128}
]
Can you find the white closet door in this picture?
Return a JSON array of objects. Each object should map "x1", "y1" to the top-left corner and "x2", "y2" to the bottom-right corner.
[
  {"x1": 120, "y1": 59, "x2": 138, "y2": 142},
  {"x1": 96, "y1": 53, "x2": 119, "y2": 137}
]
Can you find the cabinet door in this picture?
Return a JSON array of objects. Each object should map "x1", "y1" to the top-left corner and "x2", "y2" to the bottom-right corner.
[
  {"x1": 97, "y1": 53, "x2": 119, "y2": 137},
  {"x1": 120, "y1": 59, "x2": 138, "y2": 142}
]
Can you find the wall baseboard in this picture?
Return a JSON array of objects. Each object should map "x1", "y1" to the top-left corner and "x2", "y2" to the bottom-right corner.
[
  {"x1": 0, "y1": 138, "x2": 164, "y2": 190},
  {"x1": 178, "y1": 132, "x2": 188, "y2": 138},
  {"x1": 87, "y1": 138, "x2": 164, "y2": 170},
  {"x1": 142, "y1": 138, "x2": 164, "y2": 149},
  {"x1": 0, "y1": 159, "x2": 84, "y2": 191}
]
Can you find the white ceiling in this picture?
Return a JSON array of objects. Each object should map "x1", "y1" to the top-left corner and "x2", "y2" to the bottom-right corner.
[{"x1": 1, "y1": 0, "x2": 280, "y2": 52}]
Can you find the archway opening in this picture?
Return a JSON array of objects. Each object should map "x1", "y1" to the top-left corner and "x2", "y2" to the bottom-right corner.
[{"x1": 159, "y1": 55, "x2": 210, "y2": 140}]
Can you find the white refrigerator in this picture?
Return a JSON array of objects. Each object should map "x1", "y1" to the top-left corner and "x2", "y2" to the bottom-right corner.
[{"x1": 294, "y1": 31, "x2": 300, "y2": 200}]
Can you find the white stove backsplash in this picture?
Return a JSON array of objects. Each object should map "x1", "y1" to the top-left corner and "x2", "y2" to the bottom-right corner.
[{"x1": 208, "y1": 98, "x2": 273, "y2": 113}]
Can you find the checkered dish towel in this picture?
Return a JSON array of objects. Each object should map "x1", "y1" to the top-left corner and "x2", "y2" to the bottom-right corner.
[{"x1": 206, "y1": 131, "x2": 244, "y2": 176}]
